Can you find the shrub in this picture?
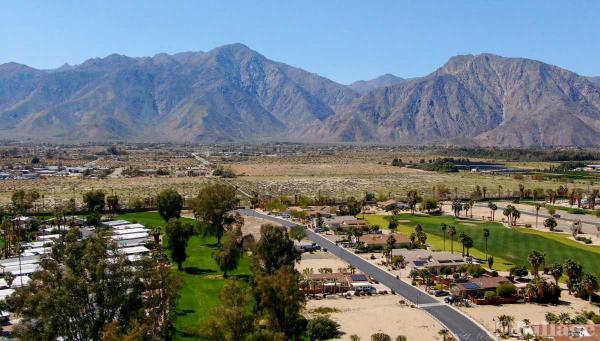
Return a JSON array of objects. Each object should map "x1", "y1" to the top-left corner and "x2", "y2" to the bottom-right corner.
[
  {"x1": 312, "y1": 307, "x2": 340, "y2": 315},
  {"x1": 467, "y1": 265, "x2": 485, "y2": 278},
  {"x1": 592, "y1": 315, "x2": 600, "y2": 324},
  {"x1": 435, "y1": 284, "x2": 445, "y2": 291},
  {"x1": 509, "y1": 265, "x2": 528, "y2": 278},
  {"x1": 484, "y1": 291, "x2": 497, "y2": 300},
  {"x1": 306, "y1": 316, "x2": 340, "y2": 341},
  {"x1": 371, "y1": 333, "x2": 392, "y2": 341},
  {"x1": 496, "y1": 282, "x2": 517, "y2": 298}
]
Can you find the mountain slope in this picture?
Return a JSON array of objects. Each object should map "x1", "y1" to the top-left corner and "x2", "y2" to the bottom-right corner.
[
  {"x1": 1, "y1": 48, "x2": 600, "y2": 146},
  {"x1": 0, "y1": 44, "x2": 358, "y2": 142},
  {"x1": 315, "y1": 54, "x2": 600, "y2": 146},
  {"x1": 348, "y1": 74, "x2": 405, "y2": 95}
]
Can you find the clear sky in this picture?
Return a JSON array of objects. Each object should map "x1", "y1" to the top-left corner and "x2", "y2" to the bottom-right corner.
[{"x1": 1, "y1": 0, "x2": 599, "y2": 84}]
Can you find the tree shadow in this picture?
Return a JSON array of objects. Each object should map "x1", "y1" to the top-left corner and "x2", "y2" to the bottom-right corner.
[
  {"x1": 229, "y1": 274, "x2": 252, "y2": 281},
  {"x1": 175, "y1": 309, "x2": 196, "y2": 316},
  {"x1": 184, "y1": 266, "x2": 216, "y2": 275}
]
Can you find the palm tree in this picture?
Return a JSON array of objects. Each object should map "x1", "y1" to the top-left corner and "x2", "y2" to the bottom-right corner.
[
  {"x1": 462, "y1": 202, "x2": 470, "y2": 218},
  {"x1": 451, "y1": 201, "x2": 462, "y2": 217},
  {"x1": 518, "y1": 184, "x2": 525, "y2": 200},
  {"x1": 534, "y1": 203, "x2": 541, "y2": 229},
  {"x1": 441, "y1": 223, "x2": 447, "y2": 251},
  {"x1": 512, "y1": 209, "x2": 521, "y2": 225},
  {"x1": 462, "y1": 235, "x2": 473, "y2": 257},
  {"x1": 580, "y1": 273, "x2": 599, "y2": 303},
  {"x1": 438, "y1": 329, "x2": 452, "y2": 341},
  {"x1": 448, "y1": 226, "x2": 456, "y2": 253},
  {"x1": 347, "y1": 264, "x2": 356, "y2": 274},
  {"x1": 483, "y1": 228, "x2": 490, "y2": 259},
  {"x1": 488, "y1": 202, "x2": 498, "y2": 221},
  {"x1": 528, "y1": 250, "x2": 545, "y2": 277},
  {"x1": 563, "y1": 259, "x2": 583, "y2": 294},
  {"x1": 458, "y1": 232, "x2": 466, "y2": 256},
  {"x1": 548, "y1": 263, "x2": 563, "y2": 284},
  {"x1": 468, "y1": 199, "x2": 475, "y2": 218},
  {"x1": 498, "y1": 314, "x2": 515, "y2": 336}
]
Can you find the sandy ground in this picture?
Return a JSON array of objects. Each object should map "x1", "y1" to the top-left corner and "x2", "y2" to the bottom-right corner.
[
  {"x1": 298, "y1": 251, "x2": 350, "y2": 273},
  {"x1": 306, "y1": 295, "x2": 444, "y2": 340},
  {"x1": 298, "y1": 248, "x2": 445, "y2": 339},
  {"x1": 457, "y1": 293, "x2": 596, "y2": 339},
  {"x1": 240, "y1": 215, "x2": 282, "y2": 240}
]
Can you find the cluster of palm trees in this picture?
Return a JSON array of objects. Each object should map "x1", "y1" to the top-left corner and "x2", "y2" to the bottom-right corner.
[
  {"x1": 440, "y1": 223, "x2": 485, "y2": 258},
  {"x1": 450, "y1": 200, "x2": 475, "y2": 218},
  {"x1": 502, "y1": 205, "x2": 521, "y2": 226},
  {"x1": 409, "y1": 225, "x2": 427, "y2": 247},
  {"x1": 496, "y1": 314, "x2": 515, "y2": 337},
  {"x1": 524, "y1": 251, "x2": 599, "y2": 303}
]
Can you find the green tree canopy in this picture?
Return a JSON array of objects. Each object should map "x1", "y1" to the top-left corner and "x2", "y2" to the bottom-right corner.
[
  {"x1": 156, "y1": 188, "x2": 183, "y2": 221},
  {"x1": 254, "y1": 224, "x2": 300, "y2": 274},
  {"x1": 165, "y1": 219, "x2": 194, "y2": 270},
  {"x1": 83, "y1": 190, "x2": 106, "y2": 213},
  {"x1": 7, "y1": 233, "x2": 180, "y2": 340},
  {"x1": 192, "y1": 183, "x2": 240, "y2": 245}
]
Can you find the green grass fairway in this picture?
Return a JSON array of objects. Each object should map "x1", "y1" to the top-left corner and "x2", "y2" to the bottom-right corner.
[
  {"x1": 116, "y1": 212, "x2": 252, "y2": 340},
  {"x1": 363, "y1": 214, "x2": 600, "y2": 276}
]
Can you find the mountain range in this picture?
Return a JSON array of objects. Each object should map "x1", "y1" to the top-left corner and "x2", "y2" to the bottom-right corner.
[{"x1": 1, "y1": 43, "x2": 599, "y2": 146}]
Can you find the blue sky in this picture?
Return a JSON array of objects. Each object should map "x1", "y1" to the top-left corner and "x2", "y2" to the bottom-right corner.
[{"x1": 1, "y1": 0, "x2": 599, "y2": 83}]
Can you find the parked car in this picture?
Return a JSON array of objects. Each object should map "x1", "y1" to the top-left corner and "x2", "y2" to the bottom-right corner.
[
  {"x1": 434, "y1": 290, "x2": 449, "y2": 297},
  {"x1": 444, "y1": 295, "x2": 457, "y2": 304}
]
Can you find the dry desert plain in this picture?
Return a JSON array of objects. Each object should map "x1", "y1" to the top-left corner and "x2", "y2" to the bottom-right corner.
[{"x1": 1, "y1": 151, "x2": 592, "y2": 210}]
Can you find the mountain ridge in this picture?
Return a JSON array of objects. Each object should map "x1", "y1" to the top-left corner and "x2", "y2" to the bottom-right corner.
[{"x1": 0, "y1": 46, "x2": 599, "y2": 146}]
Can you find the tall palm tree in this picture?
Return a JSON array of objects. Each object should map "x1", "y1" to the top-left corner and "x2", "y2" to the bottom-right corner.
[
  {"x1": 448, "y1": 226, "x2": 456, "y2": 254},
  {"x1": 483, "y1": 228, "x2": 490, "y2": 259},
  {"x1": 462, "y1": 235, "x2": 473, "y2": 257},
  {"x1": 441, "y1": 223, "x2": 447, "y2": 251},
  {"x1": 468, "y1": 199, "x2": 475, "y2": 218},
  {"x1": 487, "y1": 202, "x2": 497, "y2": 221},
  {"x1": 528, "y1": 250, "x2": 545, "y2": 277},
  {"x1": 462, "y1": 202, "x2": 470, "y2": 218},
  {"x1": 534, "y1": 203, "x2": 541, "y2": 229},
  {"x1": 548, "y1": 263, "x2": 563, "y2": 284},
  {"x1": 451, "y1": 201, "x2": 462, "y2": 217},
  {"x1": 498, "y1": 315, "x2": 515, "y2": 336},
  {"x1": 581, "y1": 273, "x2": 599, "y2": 303},
  {"x1": 512, "y1": 209, "x2": 521, "y2": 225},
  {"x1": 563, "y1": 259, "x2": 583, "y2": 294},
  {"x1": 458, "y1": 232, "x2": 466, "y2": 256}
]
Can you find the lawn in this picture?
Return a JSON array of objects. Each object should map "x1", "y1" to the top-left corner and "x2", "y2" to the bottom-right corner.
[
  {"x1": 363, "y1": 214, "x2": 600, "y2": 277},
  {"x1": 116, "y1": 212, "x2": 252, "y2": 340}
]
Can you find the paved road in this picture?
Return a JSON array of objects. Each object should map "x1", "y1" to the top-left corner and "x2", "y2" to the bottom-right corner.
[{"x1": 239, "y1": 209, "x2": 495, "y2": 341}]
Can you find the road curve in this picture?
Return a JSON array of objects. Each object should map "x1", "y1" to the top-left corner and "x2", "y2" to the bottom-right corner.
[{"x1": 239, "y1": 209, "x2": 495, "y2": 341}]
